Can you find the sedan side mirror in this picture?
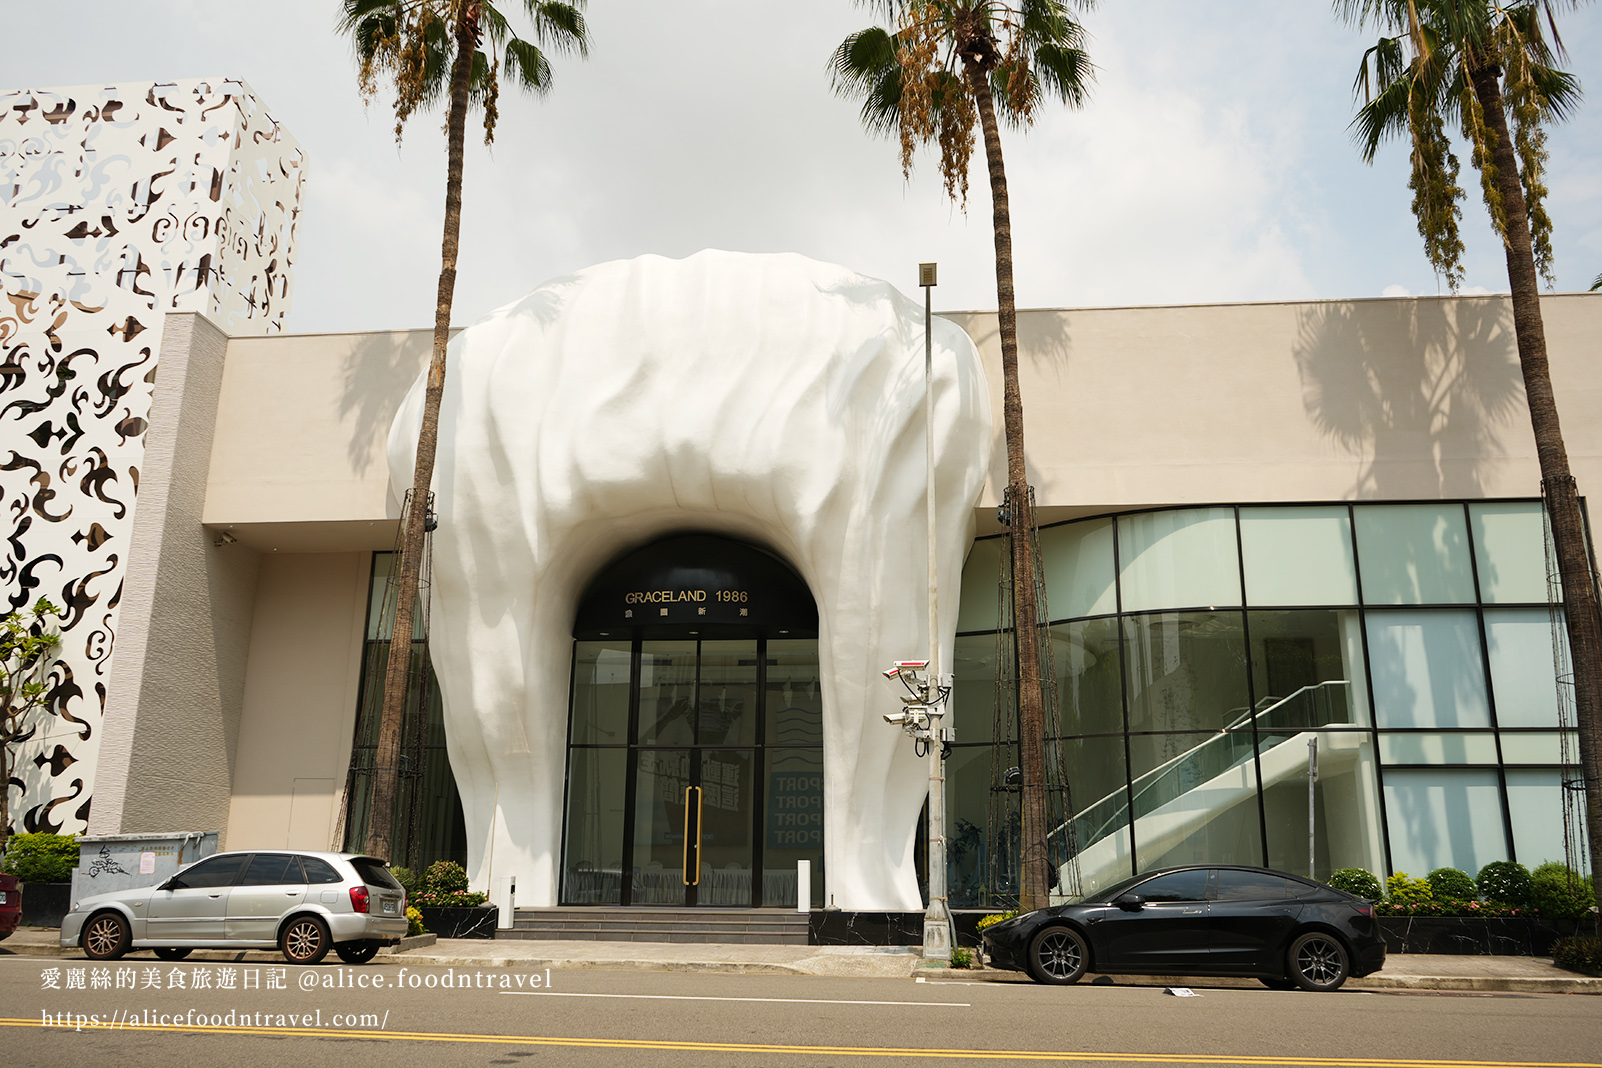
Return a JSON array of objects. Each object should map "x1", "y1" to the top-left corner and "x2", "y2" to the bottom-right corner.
[
  {"x1": 1115, "y1": 893, "x2": 1146, "y2": 911},
  {"x1": 157, "y1": 877, "x2": 179, "y2": 892}
]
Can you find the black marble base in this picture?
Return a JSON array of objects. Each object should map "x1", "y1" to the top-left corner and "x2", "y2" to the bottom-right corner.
[
  {"x1": 1378, "y1": 915, "x2": 1589, "y2": 955},
  {"x1": 808, "y1": 911, "x2": 923, "y2": 946},
  {"x1": 417, "y1": 905, "x2": 498, "y2": 939},
  {"x1": 808, "y1": 910, "x2": 998, "y2": 947}
]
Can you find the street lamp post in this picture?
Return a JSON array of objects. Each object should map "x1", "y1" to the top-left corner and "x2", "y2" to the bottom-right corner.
[{"x1": 920, "y1": 261, "x2": 953, "y2": 961}]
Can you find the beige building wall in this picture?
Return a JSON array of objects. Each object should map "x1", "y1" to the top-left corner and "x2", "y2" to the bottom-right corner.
[
  {"x1": 92, "y1": 314, "x2": 261, "y2": 839},
  {"x1": 205, "y1": 328, "x2": 434, "y2": 552},
  {"x1": 123, "y1": 291, "x2": 1592, "y2": 848},
  {"x1": 203, "y1": 295, "x2": 1602, "y2": 545},
  {"x1": 947, "y1": 293, "x2": 1602, "y2": 531},
  {"x1": 223, "y1": 552, "x2": 370, "y2": 851}
]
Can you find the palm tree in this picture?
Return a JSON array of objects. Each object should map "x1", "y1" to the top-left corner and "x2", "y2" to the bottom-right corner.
[
  {"x1": 832, "y1": 0, "x2": 1093, "y2": 912},
  {"x1": 1341, "y1": 0, "x2": 1601, "y2": 912},
  {"x1": 339, "y1": 0, "x2": 590, "y2": 863}
]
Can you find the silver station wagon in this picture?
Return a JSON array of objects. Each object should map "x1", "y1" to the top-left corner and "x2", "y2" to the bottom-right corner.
[{"x1": 60, "y1": 850, "x2": 408, "y2": 964}]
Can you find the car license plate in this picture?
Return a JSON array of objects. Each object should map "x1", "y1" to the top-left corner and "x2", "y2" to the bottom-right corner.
[
  {"x1": 383, "y1": 900, "x2": 397, "y2": 914},
  {"x1": 0, "y1": 891, "x2": 8, "y2": 904}
]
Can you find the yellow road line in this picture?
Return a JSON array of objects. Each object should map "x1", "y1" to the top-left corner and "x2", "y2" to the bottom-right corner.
[{"x1": 4, "y1": 1018, "x2": 1598, "y2": 1067}]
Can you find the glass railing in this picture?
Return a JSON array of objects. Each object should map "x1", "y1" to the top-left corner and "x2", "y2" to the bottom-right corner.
[{"x1": 1056, "y1": 680, "x2": 1353, "y2": 854}]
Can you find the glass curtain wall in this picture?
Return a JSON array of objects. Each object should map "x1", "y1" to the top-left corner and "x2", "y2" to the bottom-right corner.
[
  {"x1": 343, "y1": 552, "x2": 468, "y2": 869},
  {"x1": 952, "y1": 500, "x2": 1585, "y2": 906}
]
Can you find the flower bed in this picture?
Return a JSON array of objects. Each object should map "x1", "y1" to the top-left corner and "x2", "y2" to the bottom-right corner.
[{"x1": 1332, "y1": 863, "x2": 1597, "y2": 955}]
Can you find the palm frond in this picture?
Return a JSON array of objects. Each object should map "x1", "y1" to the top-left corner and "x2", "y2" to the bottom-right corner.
[
  {"x1": 504, "y1": 36, "x2": 554, "y2": 95},
  {"x1": 1031, "y1": 41, "x2": 1092, "y2": 108},
  {"x1": 1351, "y1": 60, "x2": 1417, "y2": 160},
  {"x1": 527, "y1": 1, "x2": 590, "y2": 58},
  {"x1": 479, "y1": 2, "x2": 513, "y2": 49},
  {"x1": 831, "y1": 27, "x2": 904, "y2": 136}
]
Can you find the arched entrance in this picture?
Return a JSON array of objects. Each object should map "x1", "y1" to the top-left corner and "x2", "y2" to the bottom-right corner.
[{"x1": 560, "y1": 534, "x2": 824, "y2": 907}]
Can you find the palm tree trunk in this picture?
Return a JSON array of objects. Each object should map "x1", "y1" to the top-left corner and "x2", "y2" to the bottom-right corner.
[
  {"x1": 962, "y1": 54, "x2": 1051, "y2": 913},
  {"x1": 367, "y1": 0, "x2": 481, "y2": 863},
  {"x1": 1471, "y1": 64, "x2": 1602, "y2": 914}
]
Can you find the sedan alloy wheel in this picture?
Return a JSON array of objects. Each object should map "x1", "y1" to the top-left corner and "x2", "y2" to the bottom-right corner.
[
  {"x1": 1027, "y1": 926, "x2": 1089, "y2": 985},
  {"x1": 280, "y1": 916, "x2": 331, "y2": 965},
  {"x1": 83, "y1": 912, "x2": 130, "y2": 961},
  {"x1": 1289, "y1": 931, "x2": 1349, "y2": 992}
]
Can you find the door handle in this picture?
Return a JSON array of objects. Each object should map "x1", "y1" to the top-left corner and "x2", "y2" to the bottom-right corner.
[{"x1": 682, "y1": 786, "x2": 703, "y2": 885}]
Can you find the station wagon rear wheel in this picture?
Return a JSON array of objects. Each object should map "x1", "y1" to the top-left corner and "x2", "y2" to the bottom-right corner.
[
  {"x1": 1288, "y1": 931, "x2": 1349, "y2": 992},
  {"x1": 1026, "y1": 926, "x2": 1089, "y2": 985},
  {"x1": 335, "y1": 939, "x2": 380, "y2": 964},
  {"x1": 83, "y1": 912, "x2": 130, "y2": 961},
  {"x1": 280, "y1": 916, "x2": 331, "y2": 965}
]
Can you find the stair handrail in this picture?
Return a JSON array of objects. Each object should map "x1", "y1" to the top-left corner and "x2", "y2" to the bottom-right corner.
[{"x1": 1051, "y1": 680, "x2": 1353, "y2": 847}]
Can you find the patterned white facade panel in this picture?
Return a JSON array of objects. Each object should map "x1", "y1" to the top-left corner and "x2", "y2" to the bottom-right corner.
[{"x1": 0, "y1": 79, "x2": 304, "y2": 837}]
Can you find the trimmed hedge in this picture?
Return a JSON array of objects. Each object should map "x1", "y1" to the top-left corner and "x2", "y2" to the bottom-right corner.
[
  {"x1": 1529, "y1": 862, "x2": 1595, "y2": 921},
  {"x1": 1426, "y1": 867, "x2": 1478, "y2": 902},
  {"x1": 1329, "y1": 868, "x2": 1383, "y2": 901},
  {"x1": 1386, "y1": 871, "x2": 1433, "y2": 905},
  {"x1": 1476, "y1": 861, "x2": 1533, "y2": 907}
]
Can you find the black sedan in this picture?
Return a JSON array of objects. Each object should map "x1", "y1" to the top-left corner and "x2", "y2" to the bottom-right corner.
[{"x1": 981, "y1": 865, "x2": 1385, "y2": 991}]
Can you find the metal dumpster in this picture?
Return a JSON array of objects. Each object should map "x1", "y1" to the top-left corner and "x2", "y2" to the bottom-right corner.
[{"x1": 71, "y1": 832, "x2": 219, "y2": 903}]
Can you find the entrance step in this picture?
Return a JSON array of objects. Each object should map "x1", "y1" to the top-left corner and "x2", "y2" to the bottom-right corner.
[{"x1": 498, "y1": 907, "x2": 810, "y2": 944}]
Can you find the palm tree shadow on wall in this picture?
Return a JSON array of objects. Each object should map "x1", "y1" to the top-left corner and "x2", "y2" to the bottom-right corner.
[
  {"x1": 1291, "y1": 298, "x2": 1524, "y2": 501},
  {"x1": 1295, "y1": 297, "x2": 1525, "y2": 874},
  {"x1": 336, "y1": 281, "x2": 579, "y2": 478}
]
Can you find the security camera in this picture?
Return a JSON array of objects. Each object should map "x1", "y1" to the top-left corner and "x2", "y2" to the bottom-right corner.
[
  {"x1": 883, "y1": 710, "x2": 912, "y2": 725},
  {"x1": 882, "y1": 666, "x2": 903, "y2": 679},
  {"x1": 894, "y1": 660, "x2": 929, "y2": 670}
]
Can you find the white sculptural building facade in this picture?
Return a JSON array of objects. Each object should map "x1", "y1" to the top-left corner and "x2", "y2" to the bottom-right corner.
[{"x1": 2, "y1": 79, "x2": 1595, "y2": 922}]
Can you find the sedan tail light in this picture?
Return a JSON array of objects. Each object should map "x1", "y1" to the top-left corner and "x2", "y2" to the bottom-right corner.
[
  {"x1": 1355, "y1": 903, "x2": 1373, "y2": 918},
  {"x1": 349, "y1": 885, "x2": 371, "y2": 914}
]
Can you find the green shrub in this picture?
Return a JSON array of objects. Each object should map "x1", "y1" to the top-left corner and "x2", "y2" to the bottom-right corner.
[
  {"x1": 406, "y1": 906, "x2": 426, "y2": 937},
  {"x1": 1529, "y1": 861, "x2": 1595, "y2": 920},
  {"x1": 974, "y1": 911, "x2": 1017, "y2": 933},
  {"x1": 390, "y1": 866, "x2": 421, "y2": 898},
  {"x1": 1386, "y1": 871, "x2": 1433, "y2": 905},
  {"x1": 1328, "y1": 868, "x2": 1384, "y2": 901},
  {"x1": 1550, "y1": 936, "x2": 1602, "y2": 976},
  {"x1": 0, "y1": 833, "x2": 78, "y2": 883},
  {"x1": 1426, "y1": 867, "x2": 1478, "y2": 902},
  {"x1": 424, "y1": 860, "x2": 469, "y2": 894},
  {"x1": 413, "y1": 860, "x2": 485, "y2": 908},
  {"x1": 951, "y1": 946, "x2": 975, "y2": 969},
  {"x1": 1476, "y1": 860, "x2": 1532, "y2": 906}
]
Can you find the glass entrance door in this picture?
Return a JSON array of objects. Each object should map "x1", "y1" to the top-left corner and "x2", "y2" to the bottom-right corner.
[
  {"x1": 631, "y1": 641, "x2": 757, "y2": 906},
  {"x1": 562, "y1": 636, "x2": 824, "y2": 908},
  {"x1": 631, "y1": 747, "x2": 756, "y2": 905}
]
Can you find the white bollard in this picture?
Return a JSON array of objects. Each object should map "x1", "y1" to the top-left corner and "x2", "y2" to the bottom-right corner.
[
  {"x1": 796, "y1": 860, "x2": 811, "y2": 913},
  {"x1": 495, "y1": 875, "x2": 517, "y2": 929}
]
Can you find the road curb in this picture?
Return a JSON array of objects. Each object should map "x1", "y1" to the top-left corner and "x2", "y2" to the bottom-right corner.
[
  {"x1": 1350, "y1": 975, "x2": 1602, "y2": 995},
  {"x1": 389, "y1": 954, "x2": 809, "y2": 975}
]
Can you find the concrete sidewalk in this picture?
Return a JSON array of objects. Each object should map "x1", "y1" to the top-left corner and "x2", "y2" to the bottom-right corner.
[{"x1": 4, "y1": 927, "x2": 1597, "y2": 992}]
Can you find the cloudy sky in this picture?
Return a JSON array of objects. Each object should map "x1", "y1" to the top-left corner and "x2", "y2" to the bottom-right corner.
[{"x1": 8, "y1": 0, "x2": 1600, "y2": 332}]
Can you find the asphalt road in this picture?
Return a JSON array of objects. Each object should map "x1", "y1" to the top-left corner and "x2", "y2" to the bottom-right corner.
[{"x1": 2, "y1": 952, "x2": 1599, "y2": 1067}]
